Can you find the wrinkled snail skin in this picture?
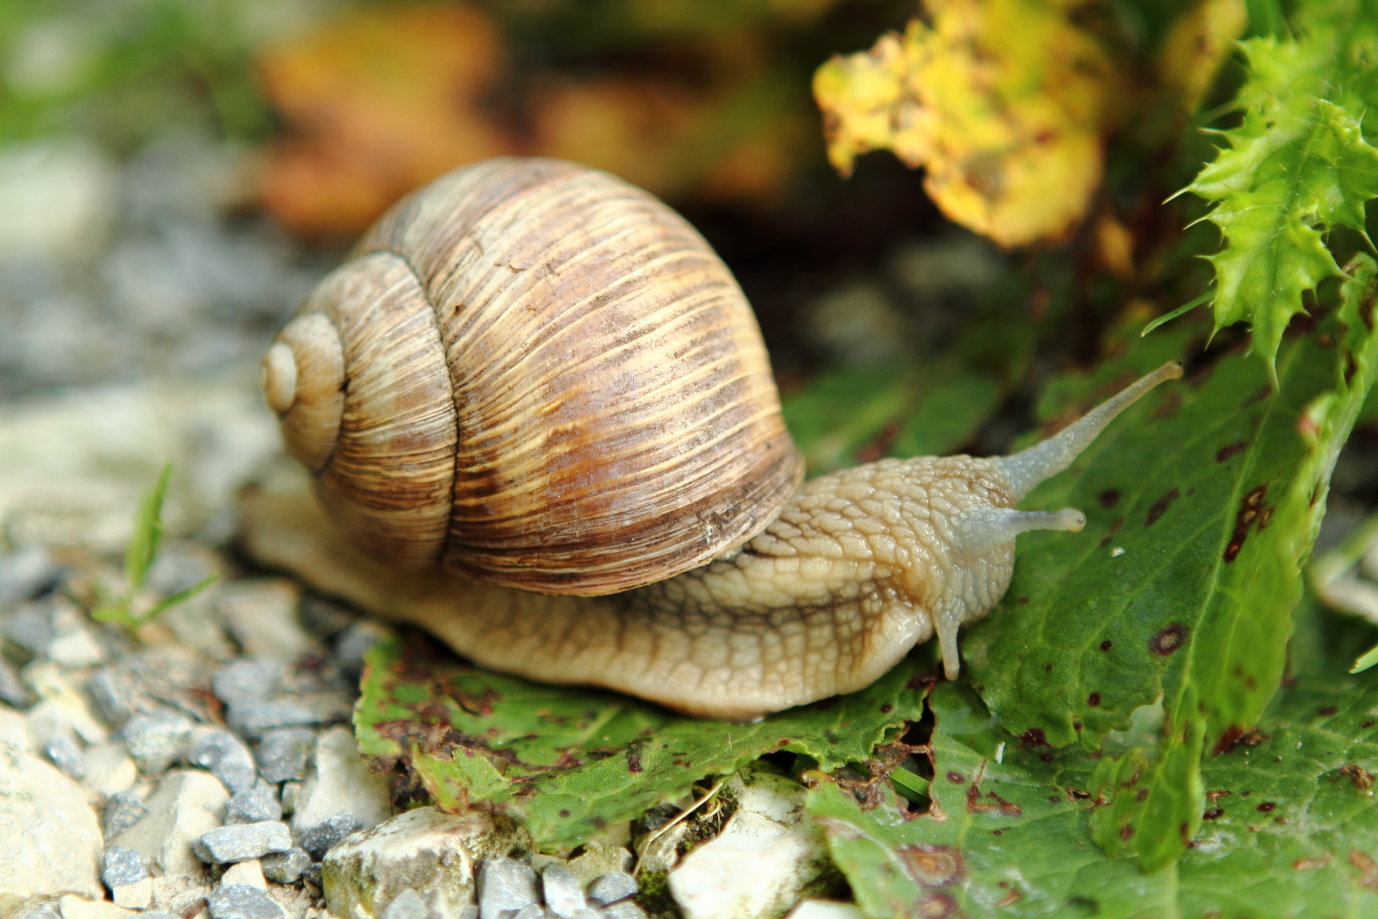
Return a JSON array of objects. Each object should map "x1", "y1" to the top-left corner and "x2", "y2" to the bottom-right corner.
[{"x1": 254, "y1": 155, "x2": 1184, "y2": 720}]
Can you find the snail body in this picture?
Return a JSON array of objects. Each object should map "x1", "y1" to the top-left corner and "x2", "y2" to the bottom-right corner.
[{"x1": 256, "y1": 157, "x2": 1180, "y2": 719}]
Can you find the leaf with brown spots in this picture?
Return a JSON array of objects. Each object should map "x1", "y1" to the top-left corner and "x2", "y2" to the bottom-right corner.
[
  {"x1": 963, "y1": 256, "x2": 1378, "y2": 870},
  {"x1": 355, "y1": 629, "x2": 929, "y2": 849}
]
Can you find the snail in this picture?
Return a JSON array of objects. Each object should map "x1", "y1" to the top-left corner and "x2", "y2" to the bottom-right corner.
[{"x1": 249, "y1": 156, "x2": 1181, "y2": 720}]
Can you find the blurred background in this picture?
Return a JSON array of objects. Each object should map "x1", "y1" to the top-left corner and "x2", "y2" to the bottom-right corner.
[{"x1": 12, "y1": 0, "x2": 1357, "y2": 550}]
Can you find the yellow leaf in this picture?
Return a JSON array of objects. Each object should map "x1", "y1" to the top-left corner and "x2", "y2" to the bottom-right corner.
[
  {"x1": 813, "y1": 0, "x2": 1121, "y2": 247},
  {"x1": 1157, "y1": 0, "x2": 1248, "y2": 116}
]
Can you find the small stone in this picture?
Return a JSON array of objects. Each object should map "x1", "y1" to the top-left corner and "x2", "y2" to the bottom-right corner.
[
  {"x1": 254, "y1": 728, "x2": 313, "y2": 783},
  {"x1": 193, "y1": 822, "x2": 292, "y2": 864},
  {"x1": 566, "y1": 847, "x2": 633, "y2": 887},
  {"x1": 260, "y1": 847, "x2": 310, "y2": 884},
  {"x1": 304, "y1": 862, "x2": 323, "y2": 887},
  {"x1": 47, "y1": 734, "x2": 88, "y2": 779},
  {"x1": 207, "y1": 884, "x2": 285, "y2": 919},
  {"x1": 511, "y1": 906, "x2": 546, "y2": 919},
  {"x1": 299, "y1": 812, "x2": 363, "y2": 859},
  {"x1": 458, "y1": 907, "x2": 479, "y2": 919},
  {"x1": 601, "y1": 904, "x2": 648, "y2": 919},
  {"x1": 0, "y1": 705, "x2": 103, "y2": 899},
  {"x1": 221, "y1": 859, "x2": 267, "y2": 890},
  {"x1": 24, "y1": 661, "x2": 107, "y2": 744},
  {"x1": 102, "y1": 789, "x2": 148, "y2": 839},
  {"x1": 187, "y1": 728, "x2": 257, "y2": 795},
  {"x1": 227, "y1": 702, "x2": 319, "y2": 740},
  {"x1": 587, "y1": 873, "x2": 638, "y2": 907},
  {"x1": 667, "y1": 769, "x2": 828, "y2": 919},
  {"x1": 380, "y1": 889, "x2": 427, "y2": 919},
  {"x1": 111, "y1": 877, "x2": 153, "y2": 910},
  {"x1": 321, "y1": 807, "x2": 490, "y2": 919},
  {"x1": 109, "y1": 771, "x2": 229, "y2": 879},
  {"x1": 217, "y1": 579, "x2": 310, "y2": 661},
  {"x1": 83, "y1": 742, "x2": 138, "y2": 801},
  {"x1": 225, "y1": 783, "x2": 282, "y2": 824},
  {"x1": 4, "y1": 602, "x2": 54, "y2": 655},
  {"x1": 291, "y1": 726, "x2": 391, "y2": 832},
  {"x1": 56, "y1": 895, "x2": 138, "y2": 919},
  {"x1": 477, "y1": 858, "x2": 538, "y2": 919},
  {"x1": 542, "y1": 864, "x2": 587, "y2": 919},
  {"x1": 279, "y1": 781, "x2": 301, "y2": 814},
  {"x1": 0, "y1": 545, "x2": 61, "y2": 606},
  {"x1": 86, "y1": 670, "x2": 132, "y2": 727},
  {"x1": 0, "y1": 657, "x2": 33, "y2": 707},
  {"x1": 102, "y1": 846, "x2": 149, "y2": 888},
  {"x1": 47, "y1": 626, "x2": 106, "y2": 667},
  {"x1": 331, "y1": 620, "x2": 388, "y2": 680},
  {"x1": 784, "y1": 902, "x2": 866, "y2": 919},
  {"x1": 211, "y1": 659, "x2": 282, "y2": 709},
  {"x1": 122, "y1": 712, "x2": 193, "y2": 774}
]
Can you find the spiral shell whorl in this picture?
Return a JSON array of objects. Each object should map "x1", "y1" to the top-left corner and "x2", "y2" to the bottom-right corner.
[{"x1": 266, "y1": 157, "x2": 803, "y2": 595}]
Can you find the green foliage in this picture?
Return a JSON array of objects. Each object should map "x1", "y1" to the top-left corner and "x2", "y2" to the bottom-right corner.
[
  {"x1": 1186, "y1": 0, "x2": 1378, "y2": 381},
  {"x1": 92, "y1": 464, "x2": 216, "y2": 633},
  {"x1": 810, "y1": 679, "x2": 1378, "y2": 919},
  {"x1": 354, "y1": 632, "x2": 932, "y2": 850},
  {"x1": 963, "y1": 257, "x2": 1378, "y2": 870}
]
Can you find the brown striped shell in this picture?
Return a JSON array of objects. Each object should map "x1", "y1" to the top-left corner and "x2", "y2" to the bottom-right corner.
[{"x1": 260, "y1": 157, "x2": 803, "y2": 596}]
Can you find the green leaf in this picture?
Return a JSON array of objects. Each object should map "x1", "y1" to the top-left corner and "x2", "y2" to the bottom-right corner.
[
  {"x1": 810, "y1": 680, "x2": 1378, "y2": 919},
  {"x1": 141, "y1": 572, "x2": 219, "y2": 623},
  {"x1": 1186, "y1": 3, "x2": 1378, "y2": 380},
  {"x1": 354, "y1": 632, "x2": 933, "y2": 849},
  {"x1": 783, "y1": 366, "x2": 1002, "y2": 475},
  {"x1": 963, "y1": 255, "x2": 1378, "y2": 869}
]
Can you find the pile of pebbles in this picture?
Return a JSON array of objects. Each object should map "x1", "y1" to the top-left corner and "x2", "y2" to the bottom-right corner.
[{"x1": 0, "y1": 540, "x2": 652, "y2": 919}]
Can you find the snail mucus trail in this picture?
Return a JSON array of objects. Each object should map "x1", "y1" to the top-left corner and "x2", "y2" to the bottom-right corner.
[{"x1": 248, "y1": 157, "x2": 1182, "y2": 721}]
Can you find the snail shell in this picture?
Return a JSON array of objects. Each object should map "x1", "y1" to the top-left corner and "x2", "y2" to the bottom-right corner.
[{"x1": 261, "y1": 158, "x2": 803, "y2": 596}]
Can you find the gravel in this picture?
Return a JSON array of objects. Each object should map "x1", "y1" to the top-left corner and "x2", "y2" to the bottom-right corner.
[
  {"x1": 587, "y1": 872, "x2": 638, "y2": 906},
  {"x1": 45, "y1": 734, "x2": 87, "y2": 779},
  {"x1": 254, "y1": 727, "x2": 314, "y2": 783},
  {"x1": 225, "y1": 783, "x2": 283, "y2": 824},
  {"x1": 122, "y1": 711, "x2": 193, "y2": 773},
  {"x1": 193, "y1": 821, "x2": 293, "y2": 864},
  {"x1": 188, "y1": 729, "x2": 258, "y2": 794},
  {"x1": 212, "y1": 658, "x2": 284, "y2": 709},
  {"x1": 227, "y1": 702, "x2": 320, "y2": 740},
  {"x1": 260, "y1": 847, "x2": 311, "y2": 884},
  {"x1": 478, "y1": 857, "x2": 539, "y2": 919},
  {"x1": 0, "y1": 659, "x2": 32, "y2": 707},
  {"x1": 541, "y1": 863, "x2": 587, "y2": 918},
  {"x1": 299, "y1": 812, "x2": 363, "y2": 859},
  {"x1": 102, "y1": 789, "x2": 148, "y2": 839},
  {"x1": 100, "y1": 845, "x2": 148, "y2": 888},
  {"x1": 207, "y1": 884, "x2": 287, "y2": 919}
]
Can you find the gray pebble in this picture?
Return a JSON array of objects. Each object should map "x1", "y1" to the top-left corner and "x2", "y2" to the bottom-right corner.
[
  {"x1": 586, "y1": 872, "x2": 637, "y2": 906},
  {"x1": 45, "y1": 735, "x2": 86, "y2": 779},
  {"x1": 101, "y1": 845, "x2": 148, "y2": 889},
  {"x1": 188, "y1": 729, "x2": 258, "y2": 794},
  {"x1": 212, "y1": 658, "x2": 282, "y2": 708},
  {"x1": 102, "y1": 789, "x2": 148, "y2": 838},
  {"x1": 299, "y1": 812, "x2": 363, "y2": 859},
  {"x1": 303, "y1": 862, "x2": 323, "y2": 888},
  {"x1": 193, "y1": 821, "x2": 292, "y2": 864},
  {"x1": 0, "y1": 658, "x2": 33, "y2": 708},
  {"x1": 261, "y1": 847, "x2": 311, "y2": 884},
  {"x1": 0, "y1": 546, "x2": 61, "y2": 607},
  {"x1": 225, "y1": 782, "x2": 282, "y2": 824},
  {"x1": 254, "y1": 727, "x2": 314, "y2": 783},
  {"x1": 601, "y1": 903, "x2": 646, "y2": 919},
  {"x1": 207, "y1": 884, "x2": 285, "y2": 919},
  {"x1": 87, "y1": 669, "x2": 132, "y2": 726},
  {"x1": 380, "y1": 889, "x2": 427, "y2": 919},
  {"x1": 228, "y1": 702, "x2": 319, "y2": 740},
  {"x1": 478, "y1": 857, "x2": 538, "y2": 919},
  {"x1": 3, "y1": 604, "x2": 53, "y2": 656},
  {"x1": 541, "y1": 863, "x2": 587, "y2": 919},
  {"x1": 122, "y1": 711, "x2": 192, "y2": 773},
  {"x1": 332, "y1": 620, "x2": 386, "y2": 680}
]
